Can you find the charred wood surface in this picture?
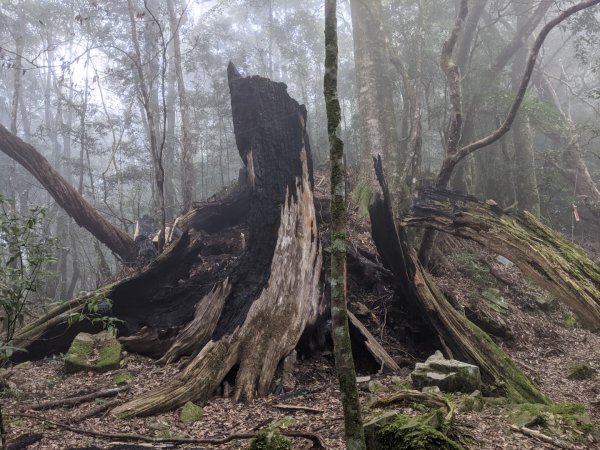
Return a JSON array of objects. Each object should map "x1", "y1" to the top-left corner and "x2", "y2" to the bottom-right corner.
[{"x1": 111, "y1": 63, "x2": 323, "y2": 417}]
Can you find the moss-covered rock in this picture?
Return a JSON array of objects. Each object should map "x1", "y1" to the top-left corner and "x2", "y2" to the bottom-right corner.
[
  {"x1": 64, "y1": 331, "x2": 122, "y2": 374},
  {"x1": 364, "y1": 412, "x2": 464, "y2": 450},
  {"x1": 411, "y1": 351, "x2": 481, "y2": 394},
  {"x1": 113, "y1": 371, "x2": 133, "y2": 386},
  {"x1": 248, "y1": 430, "x2": 292, "y2": 450},
  {"x1": 180, "y1": 401, "x2": 204, "y2": 423},
  {"x1": 459, "y1": 390, "x2": 484, "y2": 412},
  {"x1": 567, "y1": 363, "x2": 596, "y2": 380}
]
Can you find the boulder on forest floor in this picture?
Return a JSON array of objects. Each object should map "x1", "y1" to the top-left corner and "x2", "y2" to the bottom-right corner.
[
  {"x1": 410, "y1": 351, "x2": 481, "y2": 394},
  {"x1": 64, "y1": 331, "x2": 122, "y2": 374}
]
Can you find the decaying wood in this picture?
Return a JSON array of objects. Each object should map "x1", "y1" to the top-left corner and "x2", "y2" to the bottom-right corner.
[
  {"x1": 348, "y1": 312, "x2": 400, "y2": 373},
  {"x1": 8, "y1": 413, "x2": 326, "y2": 449},
  {"x1": 10, "y1": 285, "x2": 116, "y2": 362},
  {"x1": 71, "y1": 400, "x2": 121, "y2": 423},
  {"x1": 404, "y1": 188, "x2": 600, "y2": 330},
  {"x1": 6, "y1": 433, "x2": 43, "y2": 450},
  {"x1": 510, "y1": 425, "x2": 576, "y2": 450},
  {"x1": 272, "y1": 404, "x2": 324, "y2": 414},
  {"x1": 26, "y1": 386, "x2": 129, "y2": 411},
  {"x1": 111, "y1": 63, "x2": 323, "y2": 417},
  {"x1": 370, "y1": 389, "x2": 456, "y2": 424},
  {"x1": 369, "y1": 155, "x2": 547, "y2": 404}
]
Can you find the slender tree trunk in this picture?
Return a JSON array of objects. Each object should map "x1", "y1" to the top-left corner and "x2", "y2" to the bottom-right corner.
[
  {"x1": 325, "y1": 1, "x2": 366, "y2": 448},
  {"x1": 350, "y1": 0, "x2": 402, "y2": 203},
  {"x1": 511, "y1": 4, "x2": 540, "y2": 216},
  {"x1": 127, "y1": 0, "x2": 166, "y2": 251},
  {"x1": 166, "y1": 0, "x2": 195, "y2": 213}
]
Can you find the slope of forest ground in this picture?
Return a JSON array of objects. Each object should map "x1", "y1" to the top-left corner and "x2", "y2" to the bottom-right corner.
[{"x1": 3, "y1": 174, "x2": 600, "y2": 449}]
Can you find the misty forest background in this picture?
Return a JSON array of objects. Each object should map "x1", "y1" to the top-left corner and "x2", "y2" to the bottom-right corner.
[{"x1": 1, "y1": 0, "x2": 599, "y2": 303}]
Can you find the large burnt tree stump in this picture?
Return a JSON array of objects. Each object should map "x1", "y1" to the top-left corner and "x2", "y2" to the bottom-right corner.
[{"x1": 112, "y1": 64, "x2": 323, "y2": 417}]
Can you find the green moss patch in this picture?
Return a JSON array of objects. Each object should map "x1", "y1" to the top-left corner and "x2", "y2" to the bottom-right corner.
[
  {"x1": 113, "y1": 371, "x2": 133, "y2": 385},
  {"x1": 180, "y1": 401, "x2": 204, "y2": 423},
  {"x1": 368, "y1": 413, "x2": 464, "y2": 450},
  {"x1": 64, "y1": 331, "x2": 122, "y2": 374},
  {"x1": 567, "y1": 363, "x2": 596, "y2": 380},
  {"x1": 248, "y1": 431, "x2": 292, "y2": 450}
]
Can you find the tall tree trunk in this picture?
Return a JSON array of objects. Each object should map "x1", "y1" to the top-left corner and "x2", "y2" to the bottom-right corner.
[
  {"x1": 0, "y1": 124, "x2": 137, "y2": 263},
  {"x1": 511, "y1": 3, "x2": 540, "y2": 216},
  {"x1": 127, "y1": 0, "x2": 166, "y2": 251},
  {"x1": 325, "y1": 1, "x2": 366, "y2": 448},
  {"x1": 166, "y1": 0, "x2": 195, "y2": 213},
  {"x1": 350, "y1": 0, "x2": 402, "y2": 203}
]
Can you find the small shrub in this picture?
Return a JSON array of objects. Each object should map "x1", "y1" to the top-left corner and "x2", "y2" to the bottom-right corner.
[{"x1": 567, "y1": 363, "x2": 596, "y2": 380}]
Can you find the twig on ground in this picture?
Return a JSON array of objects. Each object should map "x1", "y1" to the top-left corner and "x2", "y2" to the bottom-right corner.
[
  {"x1": 7, "y1": 412, "x2": 326, "y2": 449},
  {"x1": 272, "y1": 404, "x2": 324, "y2": 414},
  {"x1": 510, "y1": 425, "x2": 576, "y2": 450},
  {"x1": 71, "y1": 399, "x2": 121, "y2": 423},
  {"x1": 25, "y1": 386, "x2": 129, "y2": 410}
]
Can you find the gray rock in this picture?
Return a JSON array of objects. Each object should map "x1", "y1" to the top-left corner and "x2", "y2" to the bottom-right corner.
[
  {"x1": 410, "y1": 351, "x2": 481, "y2": 393},
  {"x1": 495, "y1": 255, "x2": 514, "y2": 267}
]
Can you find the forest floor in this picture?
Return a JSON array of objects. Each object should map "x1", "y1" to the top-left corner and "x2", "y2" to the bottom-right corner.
[{"x1": 3, "y1": 176, "x2": 600, "y2": 449}]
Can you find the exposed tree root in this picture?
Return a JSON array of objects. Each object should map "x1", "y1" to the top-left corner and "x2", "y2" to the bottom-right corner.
[{"x1": 404, "y1": 188, "x2": 600, "y2": 330}]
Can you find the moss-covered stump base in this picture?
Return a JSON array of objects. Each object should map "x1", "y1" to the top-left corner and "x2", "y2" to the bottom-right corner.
[
  {"x1": 64, "y1": 331, "x2": 122, "y2": 374},
  {"x1": 364, "y1": 411, "x2": 463, "y2": 450}
]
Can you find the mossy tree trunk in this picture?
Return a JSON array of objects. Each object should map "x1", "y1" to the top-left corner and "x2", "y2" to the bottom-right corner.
[
  {"x1": 325, "y1": 1, "x2": 366, "y2": 448},
  {"x1": 404, "y1": 188, "x2": 600, "y2": 330},
  {"x1": 369, "y1": 156, "x2": 548, "y2": 404}
]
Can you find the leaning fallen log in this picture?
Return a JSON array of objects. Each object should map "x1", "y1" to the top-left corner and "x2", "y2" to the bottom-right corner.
[
  {"x1": 403, "y1": 187, "x2": 600, "y2": 330},
  {"x1": 369, "y1": 155, "x2": 548, "y2": 404}
]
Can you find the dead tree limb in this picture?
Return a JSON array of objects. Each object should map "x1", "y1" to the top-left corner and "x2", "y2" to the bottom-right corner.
[
  {"x1": 26, "y1": 386, "x2": 128, "y2": 411},
  {"x1": 405, "y1": 188, "x2": 600, "y2": 330},
  {"x1": 0, "y1": 124, "x2": 137, "y2": 263},
  {"x1": 369, "y1": 155, "x2": 547, "y2": 404},
  {"x1": 7, "y1": 413, "x2": 326, "y2": 449}
]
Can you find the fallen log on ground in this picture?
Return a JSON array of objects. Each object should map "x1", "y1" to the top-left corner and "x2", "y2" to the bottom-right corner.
[
  {"x1": 403, "y1": 187, "x2": 600, "y2": 330},
  {"x1": 369, "y1": 155, "x2": 548, "y2": 404}
]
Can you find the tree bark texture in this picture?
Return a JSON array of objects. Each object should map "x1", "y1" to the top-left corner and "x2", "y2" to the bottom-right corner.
[
  {"x1": 0, "y1": 124, "x2": 137, "y2": 263},
  {"x1": 349, "y1": 0, "x2": 402, "y2": 201},
  {"x1": 111, "y1": 63, "x2": 323, "y2": 417},
  {"x1": 404, "y1": 188, "x2": 600, "y2": 330},
  {"x1": 370, "y1": 156, "x2": 548, "y2": 404},
  {"x1": 511, "y1": 2, "x2": 540, "y2": 217},
  {"x1": 325, "y1": 0, "x2": 366, "y2": 447}
]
